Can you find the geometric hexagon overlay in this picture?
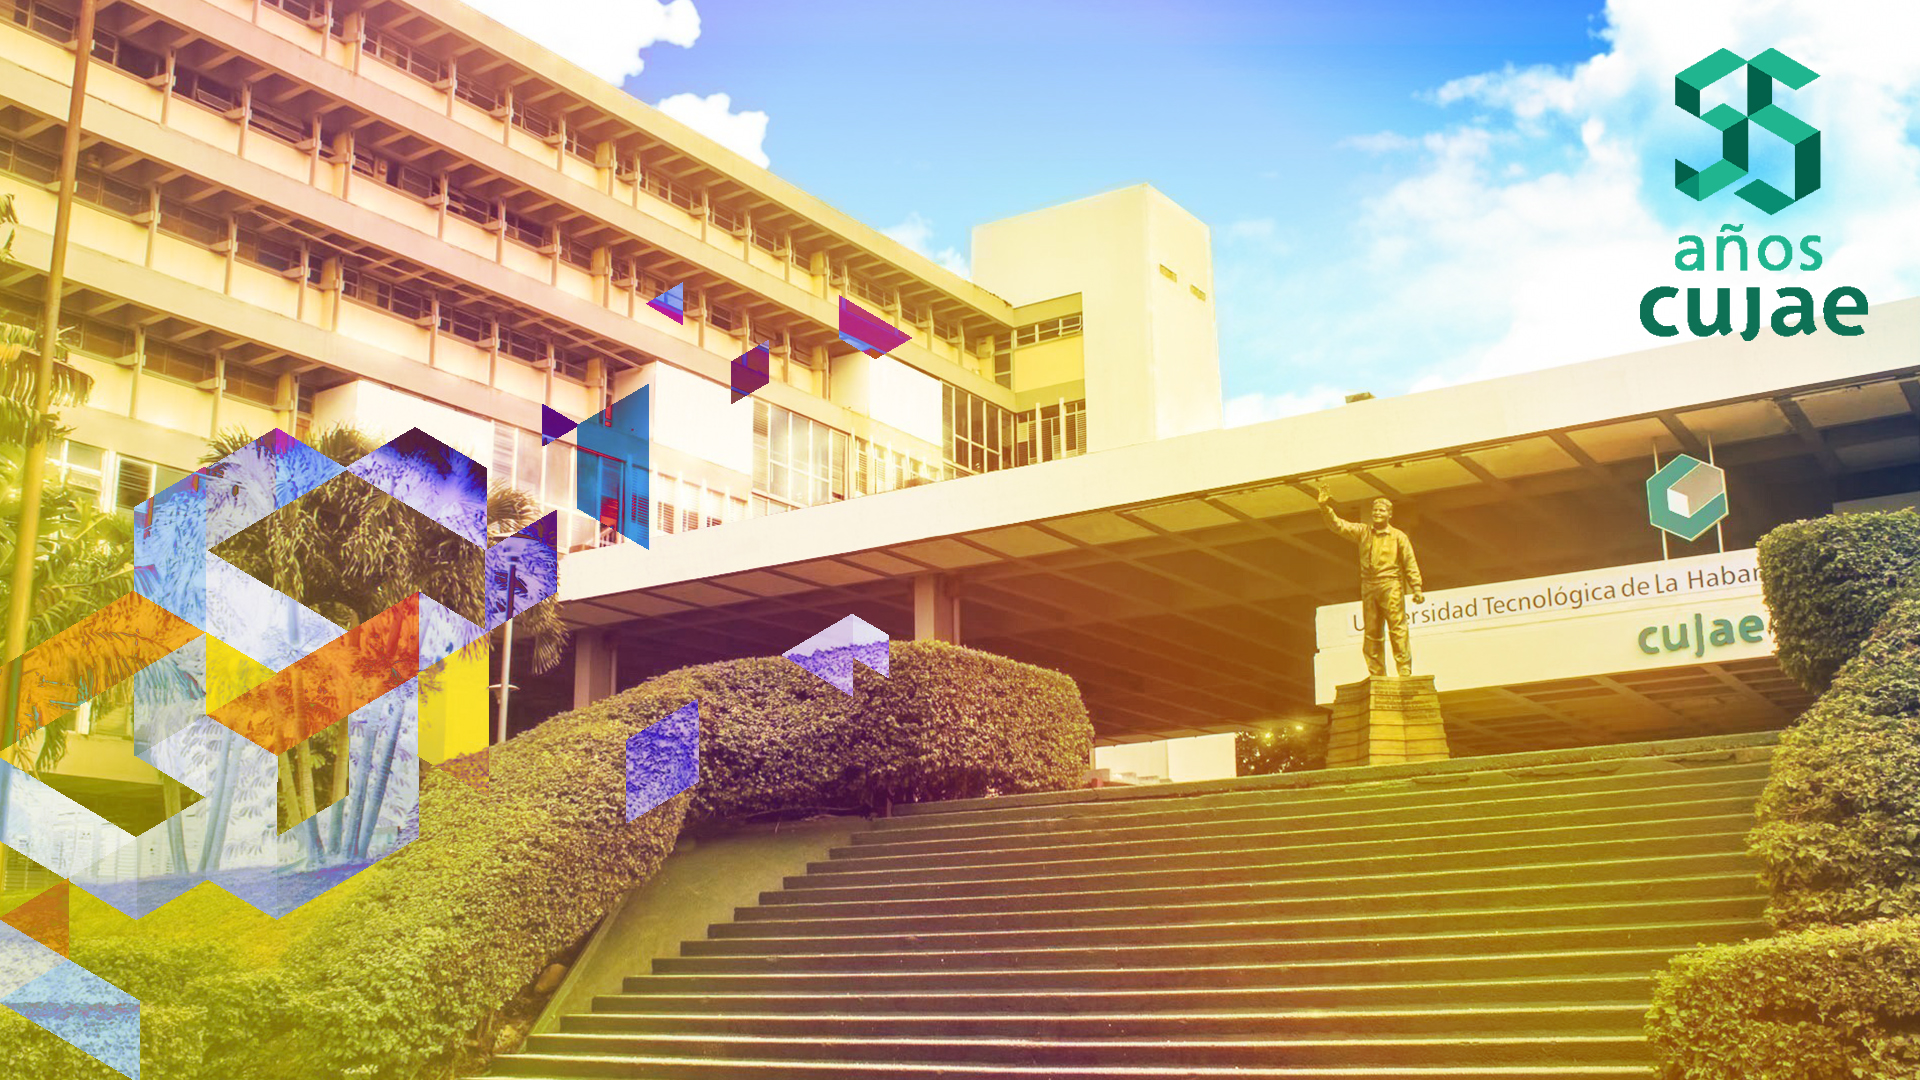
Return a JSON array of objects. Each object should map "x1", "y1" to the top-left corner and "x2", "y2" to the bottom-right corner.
[
  {"x1": 783, "y1": 615, "x2": 890, "y2": 695},
  {"x1": 1646, "y1": 454, "x2": 1728, "y2": 541},
  {"x1": 4, "y1": 424, "x2": 530, "y2": 1071},
  {"x1": 626, "y1": 702, "x2": 698, "y2": 822}
]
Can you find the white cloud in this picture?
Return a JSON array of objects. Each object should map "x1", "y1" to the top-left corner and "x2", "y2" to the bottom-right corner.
[
  {"x1": 1239, "y1": 0, "x2": 1920, "y2": 400},
  {"x1": 882, "y1": 212, "x2": 971, "y2": 278},
  {"x1": 462, "y1": 0, "x2": 699, "y2": 83},
  {"x1": 1341, "y1": 131, "x2": 1419, "y2": 154},
  {"x1": 1223, "y1": 388, "x2": 1349, "y2": 426},
  {"x1": 654, "y1": 92, "x2": 771, "y2": 168}
]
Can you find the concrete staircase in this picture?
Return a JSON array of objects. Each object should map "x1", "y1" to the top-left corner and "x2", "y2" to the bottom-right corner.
[{"x1": 489, "y1": 733, "x2": 1777, "y2": 1079}]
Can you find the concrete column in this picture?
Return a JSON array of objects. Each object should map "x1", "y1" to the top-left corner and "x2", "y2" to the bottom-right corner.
[
  {"x1": 572, "y1": 629, "x2": 618, "y2": 710},
  {"x1": 912, "y1": 575, "x2": 962, "y2": 644}
]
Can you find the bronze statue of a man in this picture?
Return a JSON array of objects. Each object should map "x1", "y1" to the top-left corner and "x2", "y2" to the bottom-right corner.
[{"x1": 1315, "y1": 482, "x2": 1424, "y2": 677}]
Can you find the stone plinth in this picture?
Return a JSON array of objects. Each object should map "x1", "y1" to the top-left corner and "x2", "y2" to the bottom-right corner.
[{"x1": 1325, "y1": 676, "x2": 1450, "y2": 769}]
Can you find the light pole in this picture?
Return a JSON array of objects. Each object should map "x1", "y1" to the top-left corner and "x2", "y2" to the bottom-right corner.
[
  {"x1": 0, "y1": 0, "x2": 94, "y2": 893},
  {"x1": 3, "y1": 0, "x2": 95, "y2": 753}
]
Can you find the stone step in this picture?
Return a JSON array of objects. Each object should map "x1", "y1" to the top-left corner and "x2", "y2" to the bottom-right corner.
[
  {"x1": 557, "y1": 1003, "x2": 1651, "y2": 1039},
  {"x1": 885, "y1": 737, "x2": 1775, "y2": 824},
  {"x1": 828, "y1": 794, "x2": 1764, "y2": 870},
  {"x1": 727, "y1": 872, "x2": 1759, "y2": 936},
  {"x1": 487, "y1": 738, "x2": 1777, "y2": 1080},
  {"x1": 692, "y1": 894, "x2": 1764, "y2": 954},
  {"x1": 755, "y1": 850, "x2": 1758, "y2": 911},
  {"x1": 513, "y1": 1031, "x2": 1651, "y2": 1069},
  {"x1": 781, "y1": 826, "x2": 1754, "y2": 897},
  {"x1": 622, "y1": 945, "x2": 1698, "y2": 994},
  {"x1": 867, "y1": 760, "x2": 1766, "y2": 845},
  {"x1": 651, "y1": 918, "x2": 1759, "y2": 975},
  {"x1": 490, "y1": 1059, "x2": 1653, "y2": 1080},
  {"x1": 853, "y1": 771, "x2": 1769, "y2": 853},
  {"x1": 591, "y1": 974, "x2": 1658, "y2": 1015}
]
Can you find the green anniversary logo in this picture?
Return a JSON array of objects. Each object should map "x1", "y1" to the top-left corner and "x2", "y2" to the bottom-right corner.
[{"x1": 1640, "y1": 47, "x2": 1869, "y2": 341}]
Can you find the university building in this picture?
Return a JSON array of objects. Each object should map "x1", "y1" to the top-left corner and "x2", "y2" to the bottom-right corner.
[
  {"x1": 0, "y1": 0, "x2": 1220, "y2": 821},
  {"x1": 6, "y1": 0, "x2": 1920, "y2": 792}
]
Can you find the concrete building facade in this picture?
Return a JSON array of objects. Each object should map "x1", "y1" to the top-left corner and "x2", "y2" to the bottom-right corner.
[
  {"x1": 1, "y1": 0, "x2": 1218, "y2": 552},
  {"x1": 0, "y1": 0, "x2": 1219, "y2": 846}
]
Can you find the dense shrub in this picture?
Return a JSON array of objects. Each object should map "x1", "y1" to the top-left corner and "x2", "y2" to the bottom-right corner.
[
  {"x1": 0, "y1": 939, "x2": 222, "y2": 1080},
  {"x1": 1750, "y1": 596, "x2": 1920, "y2": 929},
  {"x1": 1647, "y1": 917, "x2": 1920, "y2": 1080},
  {"x1": 682, "y1": 641, "x2": 1093, "y2": 822},
  {"x1": 1758, "y1": 510, "x2": 1920, "y2": 692},
  {"x1": 0, "y1": 641, "x2": 1091, "y2": 1079},
  {"x1": 272, "y1": 689, "x2": 691, "y2": 1080}
]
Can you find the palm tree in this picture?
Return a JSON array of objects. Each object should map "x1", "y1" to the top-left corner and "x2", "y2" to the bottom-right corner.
[
  {"x1": 199, "y1": 424, "x2": 566, "y2": 864},
  {"x1": 0, "y1": 190, "x2": 143, "y2": 883}
]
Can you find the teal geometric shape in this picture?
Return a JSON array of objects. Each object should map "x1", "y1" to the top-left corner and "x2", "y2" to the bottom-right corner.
[
  {"x1": 1672, "y1": 46, "x2": 1820, "y2": 215},
  {"x1": 1647, "y1": 454, "x2": 1729, "y2": 542}
]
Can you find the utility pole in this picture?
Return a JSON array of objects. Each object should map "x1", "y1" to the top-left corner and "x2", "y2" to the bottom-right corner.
[
  {"x1": 493, "y1": 563, "x2": 519, "y2": 745},
  {"x1": 3, "y1": 0, "x2": 95, "y2": 742},
  {"x1": 1, "y1": 0, "x2": 94, "y2": 889}
]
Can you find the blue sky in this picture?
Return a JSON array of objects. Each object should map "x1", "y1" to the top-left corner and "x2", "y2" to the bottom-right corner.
[{"x1": 472, "y1": 0, "x2": 1920, "y2": 422}]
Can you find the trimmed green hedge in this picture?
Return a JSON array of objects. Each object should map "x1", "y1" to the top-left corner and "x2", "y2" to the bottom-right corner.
[
  {"x1": 1758, "y1": 509, "x2": 1920, "y2": 693},
  {"x1": 684, "y1": 641, "x2": 1094, "y2": 822},
  {"x1": 1750, "y1": 595, "x2": 1920, "y2": 929},
  {"x1": 0, "y1": 640, "x2": 1092, "y2": 1079},
  {"x1": 0, "y1": 939, "x2": 223, "y2": 1080},
  {"x1": 273, "y1": 689, "x2": 692, "y2": 1079},
  {"x1": 1648, "y1": 917, "x2": 1920, "y2": 1080}
]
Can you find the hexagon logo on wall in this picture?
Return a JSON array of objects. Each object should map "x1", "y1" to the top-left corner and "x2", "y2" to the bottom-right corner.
[{"x1": 1646, "y1": 454, "x2": 1729, "y2": 541}]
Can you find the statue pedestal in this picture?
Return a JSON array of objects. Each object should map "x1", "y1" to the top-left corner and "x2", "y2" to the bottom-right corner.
[{"x1": 1325, "y1": 676, "x2": 1449, "y2": 769}]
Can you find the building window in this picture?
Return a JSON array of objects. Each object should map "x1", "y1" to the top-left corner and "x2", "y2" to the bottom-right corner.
[
  {"x1": 847, "y1": 276, "x2": 895, "y2": 310},
  {"x1": 1190, "y1": 284, "x2": 1208, "y2": 301},
  {"x1": 362, "y1": 26, "x2": 446, "y2": 83},
  {"x1": 852, "y1": 439, "x2": 937, "y2": 497},
  {"x1": 0, "y1": 134, "x2": 59, "y2": 183},
  {"x1": 501, "y1": 209, "x2": 550, "y2": 249},
  {"x1": 157, "y1": 198, "x2": 227, "y2": 248},
  {"x1": 1159, "y1": 265, "x2": 1178, "y2": 282},
  {"x1": 453, "y1": 76, "x2": 501, "y2": 113},
  {"x1": 112, "y1": 455, "x2": 191, "y2": 512},
  {"x1": 225, "y1": 365, "x2": 280, "y2": 406},
  {"x1": 1010, "y1": 314, "x2": 1082, "y2": 347},
  {"x1": 339, "y1": 266, "x2": 431, "y2": 322},
  {"x1": 445, "y1": 187, "x2": 496, "y2": 226},
  {"x1": 143, "y1": 338, "x2": 217, "y2": 385},
  {"x1": 652, "y1": 474, "x2": 738, "y2": 535},
  {"x1": 753, "y1": 400, "x2": 847, "y2": 512},
  {"x1": 46, "y1": 438, "x2": 107, "y2": 502},
  {"x1": 172, "y1": 67, "x2": 242, "y2": 114},
  {"x1": 353, "y1": 151, "x2": 437, "y2": 201},
  {"x1": 1015, "y1": 399, "x2": 1088, "y2": 466},
  {"x1": 247, "y1": 98, "x2": 309, "y2": 147},
  {"x1": 234, "y1": 227, "x2": 302, "y2": 274},
  {"x1": 90, "y1": 29, "x2": 164, "y2": 80},
  {"x1": 942, "y1": 384, "x2": 1015, "y2": 477}
]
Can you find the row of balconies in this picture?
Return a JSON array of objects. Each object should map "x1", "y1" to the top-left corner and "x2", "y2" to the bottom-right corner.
[{"x1": 5, "y1": 0, "x2": 1010, "y2": 386}]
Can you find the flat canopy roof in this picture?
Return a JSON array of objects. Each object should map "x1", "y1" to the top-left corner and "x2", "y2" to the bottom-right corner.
[{"x1": 555, "y1": 299, "x2": 1919, "y2": 744}]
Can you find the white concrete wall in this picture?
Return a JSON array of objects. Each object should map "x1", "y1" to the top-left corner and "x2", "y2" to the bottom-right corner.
[
  {"x1": 641, "y1": 363, "x2": 754, "y2": 476},
  {"x1": 1313, "y1": 549, "x2": 1772, "y2": 701},
  {"x1": 312, "y1": 380, "x2": 493, "y2": 464},
  {"x1": 830, "y1": 351, "x2": 942, "y2": 447},
  {"x1": 1095, "y1": 733, "x2": 1237, "y2": 784},
  {"x1": 973, "y1": 185, "x2": 1222, "y2": 451}
]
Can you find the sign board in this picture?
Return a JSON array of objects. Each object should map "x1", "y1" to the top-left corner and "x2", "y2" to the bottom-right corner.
[{"x1": 1313, "y1": 548, "x2": 1771, "y2": 703}]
